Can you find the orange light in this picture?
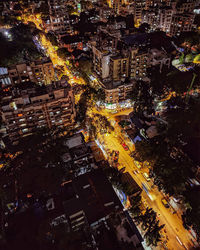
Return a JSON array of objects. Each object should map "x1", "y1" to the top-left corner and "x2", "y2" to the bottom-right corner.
[{"x1": 18, "y1": 114, "x2": 23, "y2": 117}]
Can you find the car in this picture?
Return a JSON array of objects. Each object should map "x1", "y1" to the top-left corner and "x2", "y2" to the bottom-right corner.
[
  {"x1": 134, "y1": 160, "x2": 142, "y2": 169},
  {"x1": 161, "y1": 198, "x2": 170, "y2": 208},
  {"x1": 122, "y1": 143, "x2": 129, "y2": 151},
  {"x1": 143, "y1": 161, "x2": 150, "y2": 167},
  {"x1": 143, "y1": 172, "x2": 151, "y2": 182}
]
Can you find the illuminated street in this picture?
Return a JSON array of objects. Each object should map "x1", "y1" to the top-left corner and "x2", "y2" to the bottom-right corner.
[
  {"x1": 1, "y1": 2, "x2": 200, "y2": 250},
  {"x1": 96, "y1": 130, "x2": 195, "y2": 250},
  {"x1": 20, "y1": 13, "x2": 198, "y2": 250}
]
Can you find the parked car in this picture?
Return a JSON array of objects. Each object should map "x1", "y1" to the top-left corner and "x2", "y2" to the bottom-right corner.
[
  {"x1": 143, "y1": 161, "x2": 150, "y2": 167},
  {"x1": 161, "y1": 198, "x2": 170, "y2": 208},
  {"x1": 134, "y1": 160, "x2": 142, "y2": 169},
  {"x1": 143, "y1": 172, "x2": 151, "y2": 182},
  {"x1": 122, "y1": 143, "x2": 129, "y2": 151}
]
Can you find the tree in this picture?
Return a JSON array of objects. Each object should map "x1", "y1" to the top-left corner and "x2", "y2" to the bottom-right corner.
[
  {"x1": 138, "y1": 23, "x2": 150, "y2": 33},
  {"x1": 134, "y1": 137, "x2": 168, "y2": 164},
  {"x1": 46, "y1": 32, "x2": 58, "y2": 46},
  {"x1": 57, "y1": 48, "x2": 71, "y2": 60},
  {"x1": 139, "y1": 207, "x2": 165, "y2": 246},
  {"x1": 144, "y1": 220, "x2": 164, "y2": 247},
  {"x1": 182, "y1": 186, "x2": 200, "y2": 241},
  {"x1": 129, "y1": 194, "x2": 142, "y2": 218},
  {"x1": 78, "y1": 59, "x2": 92, "y2": 75},
  {"x1": 93, "y1": 88, "x2": 105, "y2": 103},
  {"x1": 140, "y1": 207, "x2": 157, "y2": 231},
  {"x1": 131, "y1": 80, "x2": 154, "y2": 116}
]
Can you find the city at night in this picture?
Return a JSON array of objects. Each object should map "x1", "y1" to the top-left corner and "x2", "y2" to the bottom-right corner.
[{"x1": 0, "y1": 0, "x2": 200, "y2": 250}]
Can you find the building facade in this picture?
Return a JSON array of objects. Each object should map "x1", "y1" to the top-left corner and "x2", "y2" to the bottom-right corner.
[
  {"x1": 48, "y1": 0, "x2": 72, "y2": 36},
  {"x1": 169, "y1": 13, "x2": 194, "y2": 36},
  {"x1": 1, "y1": 81, "x2": 75, "y2": 142},
  {"x1": 7, "y1": 59, "x2": 56, "y2": 86}
]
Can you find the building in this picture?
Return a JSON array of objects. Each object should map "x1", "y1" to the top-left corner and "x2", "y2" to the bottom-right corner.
[
  {"x1": 61, "y1": 169, "x2": 123, "y2": 230},
  {"x1": 48, "y1": 0, "x2": 72, "y2": 37},
  {"x1": 108, "y1": 0, "x2": 123, "y2": 14},
  {"x1": 110, "y1": 55, "x2": 129, "y2": 81},
  {"x1": 133, "y1": 0, "x2": 147, "y2": 25},
  {"x1": 129, "y1": 47, "x2": 149, "y2": 79},
  {"x1": 176, "y1": 0, "x2": 195, "y2": 14},
  {"x1": 0, "y1": 67, "x2": 12, "y2": 87},
  {"x1": 169, "y1": 13, "x2": 194, "y2": 36},
  {"x1": 141, "y1": 0, "x2": 195, "y2": 35},
  {"x1": 158, "y1": 7, "x2": 174, "y2": 33},
  {"x1": 7, "y1": 59, "x2": 56, "y2": 86},
  {"x1": 1, "y1": 81, "x2": 75, "y2": 142},
  {"x1": 101, "y1": 80, "x2": 135, "y2": 104},
  {"x1": 92, "y1": 46, "x2": 110, "y2": 80},
  {"x1": 63, "y1": 133, "x2": 96, "y2": 177},
  {"x1": 91, "y1": 32, "x2": 152, "y2": 104}
]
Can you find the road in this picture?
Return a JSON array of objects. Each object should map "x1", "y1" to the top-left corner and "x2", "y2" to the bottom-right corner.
[{"x1": 97, "y1": 129, "x2": 195, "y2": 250}]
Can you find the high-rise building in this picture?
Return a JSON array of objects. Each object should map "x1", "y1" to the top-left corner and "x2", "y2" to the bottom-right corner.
[
  {"x1": 169, "y1": 13, "x2": 194, "y2": 36},
  {"x1": 1, "y1": 81, "x2": 76, "y2": 142},
  {"x1": 133, "y1": 0, "x2": 147, "y2": 25},
  {"x1": 92, "y1": 46, "x2": 110, "y2": 80},
  {"x1": 108, "y1": 0, "x2": 123, "y2": 14},
  {"x1": 141, "y1": 0, "x2": 195, "y2": 35},
  {"x1": 48, "y1": 0, "x2": 72, "y2": 37},
  {"x1": 6, "y1": 59, "x2": 56, "y2": 86}
]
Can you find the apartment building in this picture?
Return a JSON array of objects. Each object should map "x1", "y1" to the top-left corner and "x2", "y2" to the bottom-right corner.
[
  {"x1": 142, "y1": 6, "x2": 175, "y2": 34},
  {"x1": 0, "y1": 67, "x2": 11, "y2": 87},
  {"x1": 133, "y1": 0, "x2": 147, "y2": 24},
  {"x1": 141, "y1": 0, "x2": 195, "y2": 35},
  {"x1": 107, "y1": 0, "x2": 123, "y2": 14},
  {"x1": 142, "y1": 9, "x2": 159, "y2": 30},
  {"x1": 102, "y1": 80, "x2": 135, "y2": 104},
  {"x1": 1, "y1": 81, "x2": 75, "y2": 142},
  {"x1": 7, "y1": 59, "x2": 56, "y2": 86},
  {"x1": 129, "y1": 48, "x2": 149, "y2": 79},
  {"x1": 176, "y1": 0, "x2": 195, "y2": 14},
  {"x1": 169, "y1": 13, "x2": 194, "y2": 36},
  {"x1": 92, "y1": 32, "x2": 152, "y2": 103},
  {"x1": 62, "y1": 169, "x2": 123, "y2": 230},
  {"x1": 159, "y1": 7, "x2": 174, "y2": 33},
  {"x1": 48, "y1": 0, "x2": 71, "y2": 37},
  {"x1": 92, "y1": 46, "x2": 110, "y2": 80},
  {"x1": 110, "y1": 55, "x2": 129, "y2": 81}
]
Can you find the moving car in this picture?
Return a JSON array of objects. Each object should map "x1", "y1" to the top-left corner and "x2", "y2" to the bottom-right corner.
[
  {"x1": 133, "y1": 170, "x2": 139, "y2": 175},
  {"x1": 134, "y1": 160, "x2": 142, "y2": 169},
  {"x1": 143, "y1": 172, "x2": 151, "y2": 182},
  {"x1": 122, "y1": 143, "x2": 129, "y2": 151},
  {"x1": 161, "y1": 198, "x2": 170, "y2": 208}
]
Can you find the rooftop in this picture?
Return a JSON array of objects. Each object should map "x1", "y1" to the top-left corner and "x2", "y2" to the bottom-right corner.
[
  {"x1": 62, "y1": 169, "x2": 123, "y2": 225},
  {"x1": 64, "y1": 133, "x2": 84, "y2": 149}
]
